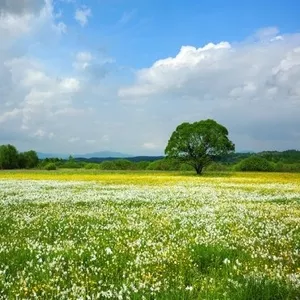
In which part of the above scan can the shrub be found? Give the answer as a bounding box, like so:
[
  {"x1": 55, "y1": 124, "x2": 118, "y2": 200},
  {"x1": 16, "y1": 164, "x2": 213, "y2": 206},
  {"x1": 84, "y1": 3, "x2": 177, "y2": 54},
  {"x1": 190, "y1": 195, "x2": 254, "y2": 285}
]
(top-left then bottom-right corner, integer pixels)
[
  {"x1": 83, "y1": 163, "x2": 99, "y2": 169},
  {"x1": 179, "y1": 163, "x2": 194, "y2": 171},
  {"x1": 135, "y1": 161, "x2": 150, "y2": 170},
  {"x1": 99, "y1": 161, "x2": 117, "y2": 170},
  {"x1": 114, "y1": 159, "x2": 134, "y2": 170},
  {"x1": 44, "y1": 163, "x2": 57, "y2": 170},
  {"x1": 147, "y1": 159, "x2": 181, "y2": 171},
  {"x1": 236, "y1": 155, "x2": 274, "y2": 172},
  {"x1": 62, "y1": 161, "x2": 81, "y2": 169},
  {"x1": 274, "y1": 162, "x2": 300, "y2": 172},
  {"x1": 205, "y1": 162, "x2": 230, "y2": 172}
]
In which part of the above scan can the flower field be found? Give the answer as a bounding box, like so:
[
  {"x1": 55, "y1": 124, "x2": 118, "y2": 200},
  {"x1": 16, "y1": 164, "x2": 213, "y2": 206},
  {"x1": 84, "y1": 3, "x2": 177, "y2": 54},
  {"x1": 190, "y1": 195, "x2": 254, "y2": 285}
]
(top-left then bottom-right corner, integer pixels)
[{"x1": 0, "y1": 171, "x2": 300, "y2": 299}]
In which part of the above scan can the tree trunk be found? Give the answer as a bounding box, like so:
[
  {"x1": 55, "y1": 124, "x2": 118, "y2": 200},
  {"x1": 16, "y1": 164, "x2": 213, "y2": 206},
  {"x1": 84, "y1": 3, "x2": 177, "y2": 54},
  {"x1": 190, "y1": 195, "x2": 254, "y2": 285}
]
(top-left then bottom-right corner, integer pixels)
[{"x1": 195, "y1": 164, "x2": 203, "y2": 175}]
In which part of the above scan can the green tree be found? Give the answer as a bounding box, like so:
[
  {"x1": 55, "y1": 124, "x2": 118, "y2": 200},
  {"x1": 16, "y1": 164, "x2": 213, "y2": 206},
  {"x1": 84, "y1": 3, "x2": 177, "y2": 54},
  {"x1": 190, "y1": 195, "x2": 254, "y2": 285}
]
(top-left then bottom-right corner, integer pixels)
[
  {"x1": 99, "y1": 160, "x2": 117, "y2": 170},
  {"x1": 135, "y1": 161, "x2": 150, "y2": 170},
  {"x1": 0, "y1": 144, "x2": 19, "y2": 169},
  {"x1": 165, "y1": 119, "x2": 235, "y2": 174},
  {"x1": 18, "y1": 152, "x2": 27, "y2": 169},
  {"x1": 114, "y1": 159, "x2": 133, "y2": 170},
  {"x1": 22, "y1": 150, "x2": 39, "y2": 168}
]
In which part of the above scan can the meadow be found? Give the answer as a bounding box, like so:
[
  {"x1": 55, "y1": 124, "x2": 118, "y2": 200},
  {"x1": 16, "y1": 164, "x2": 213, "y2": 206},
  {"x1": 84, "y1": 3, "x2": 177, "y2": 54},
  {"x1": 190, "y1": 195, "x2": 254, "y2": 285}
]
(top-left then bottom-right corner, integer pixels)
[{"x1": 0, "y1": 171, "x2": 300, "y2": 299}]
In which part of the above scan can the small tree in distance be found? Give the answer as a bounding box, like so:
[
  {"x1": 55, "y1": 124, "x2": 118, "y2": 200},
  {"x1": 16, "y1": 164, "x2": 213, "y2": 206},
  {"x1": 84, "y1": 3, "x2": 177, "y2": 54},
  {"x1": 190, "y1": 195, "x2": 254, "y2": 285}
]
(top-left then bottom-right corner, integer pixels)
[{"x1": 165, "y1": 119, "x2": 235, "y2": 174}]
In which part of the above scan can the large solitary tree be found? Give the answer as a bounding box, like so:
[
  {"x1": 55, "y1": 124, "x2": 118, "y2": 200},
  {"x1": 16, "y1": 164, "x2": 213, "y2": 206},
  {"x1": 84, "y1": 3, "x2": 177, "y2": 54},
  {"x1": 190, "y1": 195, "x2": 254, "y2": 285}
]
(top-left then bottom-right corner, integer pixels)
[{"x1": 165, "y1": 119, "x2": 235, "y2": 174}]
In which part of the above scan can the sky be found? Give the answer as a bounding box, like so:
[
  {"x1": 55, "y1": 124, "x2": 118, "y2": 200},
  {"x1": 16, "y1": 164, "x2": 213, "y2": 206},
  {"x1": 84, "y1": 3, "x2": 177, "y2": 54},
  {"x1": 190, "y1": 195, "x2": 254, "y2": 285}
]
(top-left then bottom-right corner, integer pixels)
[{"x1": 0, "y1": 0, "x2": 300, "y2": 156}]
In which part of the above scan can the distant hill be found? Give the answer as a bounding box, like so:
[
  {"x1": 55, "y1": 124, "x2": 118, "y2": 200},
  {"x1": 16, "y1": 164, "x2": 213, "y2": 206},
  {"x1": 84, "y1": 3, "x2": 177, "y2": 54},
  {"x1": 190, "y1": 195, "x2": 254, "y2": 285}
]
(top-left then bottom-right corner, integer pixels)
[
  {"x1": 37, "y1": 151, "x2": 132, "y2": 159},
  {"x1": 37, "y1": 152, "x2": 69, "y2": 159},
  {"x1": 75, "y1": 151, "x2": 132, "y2": 159},
  {"x1": 75, "y1": 156, "x2": 165, "y2": 163}
]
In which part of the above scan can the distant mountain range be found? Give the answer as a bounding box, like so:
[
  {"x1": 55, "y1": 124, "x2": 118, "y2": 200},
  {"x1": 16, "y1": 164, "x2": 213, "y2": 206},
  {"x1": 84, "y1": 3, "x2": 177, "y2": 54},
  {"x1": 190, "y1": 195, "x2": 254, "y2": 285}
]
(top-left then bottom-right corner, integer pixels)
[{"x1": 37, "y1": 151, "x2": 132, "y2": 159}]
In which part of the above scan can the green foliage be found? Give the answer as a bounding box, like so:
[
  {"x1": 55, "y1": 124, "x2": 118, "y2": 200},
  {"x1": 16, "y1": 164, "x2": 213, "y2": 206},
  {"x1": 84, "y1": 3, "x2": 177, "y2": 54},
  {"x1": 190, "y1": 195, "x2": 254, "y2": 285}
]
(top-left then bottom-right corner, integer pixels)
[
  {"x1": 38, "y1": 158, "x2": 63, "y2": 169},
  {"x1": 236, "y1": 155, "x2": 274, "y2": 172},
  {"x1": 135, "y1": 161, "x2": 150, "y2": 170},
  {"x1": 84, "y1": 163, "x2": 100, "y2": 170},
  {"x1": 18, "y1": 150, "x2": 39, "y2": 169},
  {"x1": 165, "y1": 119, "x2": 235, "y2": 174},
  {"x1": 59, "y1": 155, "x2": 82, "y2": 169},
  {"x1": 259, "y1": 150, "x2": 300, "y2": 163},
  {"x1": 62, "y1": 161, "x2": 82, "y2": 169},
  {"x1": 0, "y1": 144, "x2": 19, "y2": 169},
  {"x1": 99, "y1": 160, "x2": 117, "y2": 170},
  {"x1": 147, "y1": 158, "x2": 182, "y2": 171},
  {"x1": 44, "y1": 163, "x2": 57, "y2": 170},
  {"x1": 114, "y1": 159, "x2": 134, "y2": 170},
  {"x1": 0, "y1": 145, "x2": 38, "y2": 170},
  {"x1": 179, "y1": 163, "x2": 194, "y2": 171},
  {"x1": 230, "y1": 277, "x2": 300, "y2": 300},
  {"x1": 17, "y1": 153, "x2": 27, "y2": 169},
  {"x1": 191, "y1": 244, "x2": 244, "y2": 274},
  {"x1": 205, "y1": 162, "x2": 231, "y2": 172},
  {"x1": 146, "y1": 160, "x2": 166, "y2": 171},
  {"x1": 273, "y1": 162, "x2": 300, "y2": 173}
]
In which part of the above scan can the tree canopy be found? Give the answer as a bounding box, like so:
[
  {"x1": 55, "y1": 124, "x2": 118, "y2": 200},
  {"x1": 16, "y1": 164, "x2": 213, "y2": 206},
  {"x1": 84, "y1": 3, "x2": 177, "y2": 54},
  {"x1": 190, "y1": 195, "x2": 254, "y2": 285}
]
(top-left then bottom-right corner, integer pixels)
[
  {"x1": 0, "y1": 144, "x2": 19, "y2": 169},
  {"x1": 165, "y1": 119, "x2": 235, "y2": 174},
  {"x1": 0, "y1": 144, "x2": 39, "y2": 169}
]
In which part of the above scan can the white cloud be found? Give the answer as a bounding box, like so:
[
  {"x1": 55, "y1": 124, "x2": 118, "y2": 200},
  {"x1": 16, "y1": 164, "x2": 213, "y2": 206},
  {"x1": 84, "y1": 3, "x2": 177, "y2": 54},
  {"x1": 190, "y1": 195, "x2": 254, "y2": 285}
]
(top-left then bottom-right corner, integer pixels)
[
  {"x1": 0, "y1": 11, "x2": 33, "y2": 35},
  {"x1": 75, "y1": 7, "x2": 91, "y2": 27},
  {"x1": 55, "y1": 21, "x2": 67, "y2": 34},
  {"x1": 32, "y1": 129, "x2": 46, "y2": 138},
  {"x1": 73, "y1": 51, "x2": 93, "y2": 70},
  {"x1": 0, "y1": 108, "x2": 21, "y2": 123},
  {"x1": 21, "y1": 69, "x2": 51, "y2": 87},
  {"x1": 0, "y1": 56, "x2": 84, "y2": 145},
  {"x1": 1, "y1": 12, "x2": 300, "y2": 155},
  {"x1": 119, "y1": 42, "x2": 231, "y2": 98},
  {"x1": 0, "y1": 0, "x2": 66, "y2": 50},
  {"x1": 143, "y1": 142, "x2": 158, "y2": 150},
  {"x1": 0, "y1": 0, "x2": 115, "y2": 153},
  {"x1": 59, "y1": 78, "x2": 80, "y2": 92},
  {"x1": 254, "y1": 26, "x2": 280, "y2": 40},
  {"x1": 118, "y1": 30, "x2": 300, "y2": 151}
]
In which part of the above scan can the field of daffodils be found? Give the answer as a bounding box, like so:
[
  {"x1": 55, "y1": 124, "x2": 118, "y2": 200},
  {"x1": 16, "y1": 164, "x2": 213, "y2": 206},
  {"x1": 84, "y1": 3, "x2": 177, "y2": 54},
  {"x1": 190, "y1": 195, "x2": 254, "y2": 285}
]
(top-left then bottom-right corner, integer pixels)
[{"x1": 0, "y1": 171, "x2": 300, "y2": 299}]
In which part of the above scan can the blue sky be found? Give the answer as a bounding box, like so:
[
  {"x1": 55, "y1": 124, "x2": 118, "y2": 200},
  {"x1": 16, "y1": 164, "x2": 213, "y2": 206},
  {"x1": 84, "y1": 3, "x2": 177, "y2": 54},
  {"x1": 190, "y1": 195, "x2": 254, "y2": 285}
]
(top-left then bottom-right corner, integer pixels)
[
  {"x1": 58, "y1": 0, "x2": 300, "y2": 67},
  {"x1": 1, "y1": 0, "x2": 300, "y2": 155}
]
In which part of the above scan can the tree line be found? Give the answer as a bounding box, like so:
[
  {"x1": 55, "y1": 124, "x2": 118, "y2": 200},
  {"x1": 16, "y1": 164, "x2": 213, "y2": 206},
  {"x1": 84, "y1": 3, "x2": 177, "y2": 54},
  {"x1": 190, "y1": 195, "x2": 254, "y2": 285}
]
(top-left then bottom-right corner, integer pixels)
[
  {"x1": 0, "y1": 145, "x2": 39, "y2": 169},
  {"x1": 1, "y1": 143, "x2": 300, "y2": 173},
  {"x1": 1, "y1": 118, "x2": 299, "y2": 173}
]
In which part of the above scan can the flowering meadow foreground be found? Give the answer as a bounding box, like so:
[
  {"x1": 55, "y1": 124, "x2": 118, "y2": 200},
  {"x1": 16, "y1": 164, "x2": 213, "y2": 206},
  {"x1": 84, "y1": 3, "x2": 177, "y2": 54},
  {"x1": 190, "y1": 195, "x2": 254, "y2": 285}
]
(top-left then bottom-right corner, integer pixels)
[{"x1": 0, "y1": 171, "x2": 300, "y2": 299}]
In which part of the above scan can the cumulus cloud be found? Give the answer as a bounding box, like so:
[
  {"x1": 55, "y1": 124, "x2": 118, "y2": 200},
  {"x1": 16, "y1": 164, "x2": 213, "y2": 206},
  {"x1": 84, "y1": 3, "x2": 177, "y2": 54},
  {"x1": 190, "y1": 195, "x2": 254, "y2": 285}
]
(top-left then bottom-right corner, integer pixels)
[
  {"x1": 0, "y1": 0, "x2": 120, "y2": 153},
  {"x1": 0, "y1": 0, "x2": 66, "y2": 39},
  {"x1": 0, "y1": 0, "x2": 44, "y2": 15},
  {"x1": 1, "y1": 10, "x2": 300, "y2": 155},
  {"x1": 72, "y1": 50, "x2": 115, "y2": 81},
  {"x1": 119, "y1": 29, "x2": 300, "y2": 151},
  {"x1": 75, "y1": 6, "x2": 91, "y2": 27}
]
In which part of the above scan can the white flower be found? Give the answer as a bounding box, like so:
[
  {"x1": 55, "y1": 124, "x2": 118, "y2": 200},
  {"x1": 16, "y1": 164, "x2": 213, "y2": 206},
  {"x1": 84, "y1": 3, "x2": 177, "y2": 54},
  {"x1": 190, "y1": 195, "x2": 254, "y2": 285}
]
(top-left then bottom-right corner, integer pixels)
[
  {"x1": 105, "y1": 247, "x2": 113, "y2": 255},
  {"x1": 223, "y1": 258, "x2": 230, "y2": 265}
]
